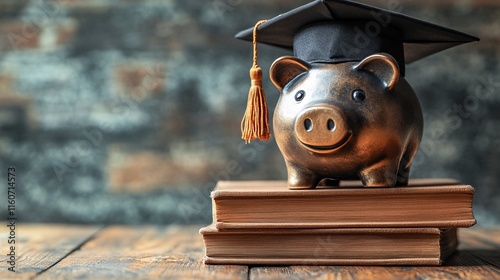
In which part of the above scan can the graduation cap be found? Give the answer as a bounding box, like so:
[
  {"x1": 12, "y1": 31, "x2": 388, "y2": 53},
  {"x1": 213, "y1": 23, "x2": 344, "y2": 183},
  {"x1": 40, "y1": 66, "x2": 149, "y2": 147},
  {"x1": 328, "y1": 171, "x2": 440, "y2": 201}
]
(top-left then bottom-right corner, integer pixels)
[{"x1": 238, "y1": 0, "x2": 478, "y2": 143}]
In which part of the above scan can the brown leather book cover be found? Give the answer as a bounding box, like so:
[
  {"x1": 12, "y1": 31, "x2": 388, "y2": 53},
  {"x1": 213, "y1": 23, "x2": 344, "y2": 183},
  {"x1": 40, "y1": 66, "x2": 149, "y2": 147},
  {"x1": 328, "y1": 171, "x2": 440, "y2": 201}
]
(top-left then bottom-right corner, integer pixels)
[
  {"x1": 212, "y1": 179, "x2": 476, "y2": 229},
  {"x1": 200, "y1": 225, "x2": 458, "y2": 265}
]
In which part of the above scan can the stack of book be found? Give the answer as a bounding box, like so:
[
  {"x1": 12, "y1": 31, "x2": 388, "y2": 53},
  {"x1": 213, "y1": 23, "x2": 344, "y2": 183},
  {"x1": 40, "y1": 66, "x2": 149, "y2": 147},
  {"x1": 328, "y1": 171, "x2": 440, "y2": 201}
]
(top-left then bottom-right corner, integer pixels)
[{"x1": 200, "y1": 179, "x2": 475, "y2": 265}]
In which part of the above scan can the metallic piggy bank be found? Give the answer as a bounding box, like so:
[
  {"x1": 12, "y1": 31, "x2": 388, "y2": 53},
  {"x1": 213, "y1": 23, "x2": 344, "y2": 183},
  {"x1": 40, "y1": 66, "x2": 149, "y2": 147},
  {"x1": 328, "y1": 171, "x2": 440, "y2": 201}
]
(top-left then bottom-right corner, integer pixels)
[
  {"x1": 236, "y1": 1, "x2": 478, "y2": 190},
  {"x1": 270, "y1": 53, "x2": 423, "y2": 189}
]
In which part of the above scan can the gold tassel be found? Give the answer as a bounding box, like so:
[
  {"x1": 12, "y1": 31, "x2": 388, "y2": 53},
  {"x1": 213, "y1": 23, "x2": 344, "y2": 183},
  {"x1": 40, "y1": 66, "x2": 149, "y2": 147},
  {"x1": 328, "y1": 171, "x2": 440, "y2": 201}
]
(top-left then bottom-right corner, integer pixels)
[{"x1": 241, "y1": 19, "x2": 270, "y2": 144}]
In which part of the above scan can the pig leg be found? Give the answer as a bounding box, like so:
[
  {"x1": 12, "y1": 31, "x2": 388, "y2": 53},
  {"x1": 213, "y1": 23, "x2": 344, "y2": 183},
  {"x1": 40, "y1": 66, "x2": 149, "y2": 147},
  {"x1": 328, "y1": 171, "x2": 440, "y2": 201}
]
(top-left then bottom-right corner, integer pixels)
[
  {"x1": 359, "y1": 160, "x2": 399, "y2": 187},
  {"x1": 396, "y1": 153, "x2": 412, "y2": 186},
  {"x1": 396, "y1": 164, "x2": 410, "y2": 186},
  {"x1": 286, "y1": 161, "x2": 319, "y2": 189},
  {"x1": 396, "y1": 144, "x2": 419, "y2": 186}
]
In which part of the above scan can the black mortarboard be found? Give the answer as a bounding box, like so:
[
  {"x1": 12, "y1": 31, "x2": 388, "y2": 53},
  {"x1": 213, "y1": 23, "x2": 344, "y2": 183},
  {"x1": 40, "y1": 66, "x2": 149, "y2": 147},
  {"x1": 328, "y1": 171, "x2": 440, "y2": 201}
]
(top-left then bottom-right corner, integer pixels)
[{"x1": 235, "y1": 0, "x2": 479, "y2": 76}]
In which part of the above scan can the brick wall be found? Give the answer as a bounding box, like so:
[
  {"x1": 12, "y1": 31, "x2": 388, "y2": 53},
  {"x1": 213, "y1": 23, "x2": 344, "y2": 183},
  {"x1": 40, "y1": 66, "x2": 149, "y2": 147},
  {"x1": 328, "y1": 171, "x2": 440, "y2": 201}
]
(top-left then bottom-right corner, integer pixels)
[{"x1": 0, "y1": 0, "x2": 499, "y2": 225}]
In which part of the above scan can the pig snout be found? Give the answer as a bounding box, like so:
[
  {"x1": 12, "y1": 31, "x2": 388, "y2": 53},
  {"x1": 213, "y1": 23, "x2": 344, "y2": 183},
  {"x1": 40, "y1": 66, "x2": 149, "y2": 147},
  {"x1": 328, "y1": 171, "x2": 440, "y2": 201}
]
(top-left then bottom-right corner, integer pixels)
[{"x1": 294, "y1": 104, "x2": 351, "y2": 152}]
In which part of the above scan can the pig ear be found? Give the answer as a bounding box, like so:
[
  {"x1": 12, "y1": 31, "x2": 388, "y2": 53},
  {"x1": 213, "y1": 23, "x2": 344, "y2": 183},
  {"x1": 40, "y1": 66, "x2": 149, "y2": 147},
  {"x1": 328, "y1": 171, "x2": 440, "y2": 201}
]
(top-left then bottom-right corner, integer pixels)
[
  {"x1": 353, "y1": 53, "x2": 400, "y2": 91},
  {"x1": 270, "y1": 56, "x2": 311, "y2": 92}
]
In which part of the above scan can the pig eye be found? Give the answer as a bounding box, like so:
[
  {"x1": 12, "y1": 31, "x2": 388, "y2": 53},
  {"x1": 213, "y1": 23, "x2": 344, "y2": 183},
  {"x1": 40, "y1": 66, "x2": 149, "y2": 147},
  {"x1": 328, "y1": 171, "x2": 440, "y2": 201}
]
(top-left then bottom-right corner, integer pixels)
[
  {"x1": 294, "y1": 90, "x2": 305, "y2": 102},
  {"x1": 352, "y1": 89, "x2": 366, "y2": 103}
]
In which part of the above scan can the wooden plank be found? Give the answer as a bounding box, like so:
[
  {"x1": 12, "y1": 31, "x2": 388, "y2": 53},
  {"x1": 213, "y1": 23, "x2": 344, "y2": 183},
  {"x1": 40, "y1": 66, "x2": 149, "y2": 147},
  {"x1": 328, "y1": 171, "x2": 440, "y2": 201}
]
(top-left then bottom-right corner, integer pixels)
[
  {"x1": 249, "y1": 228, "x2": 500, "y2": 280},
  {"x1": 454, "y1": 227, "x2": 500, "y2": 271},
  {"x1": 250, "y1": 265, "x2": 499, "y2": 280},
  {"x1": 0, "y1": 223, "x2": 101, "y2": 280},
  {"x1": 3, "y1": 224, "x2": 497, "y2": 279},
  {"x1": 459, "y1": 227, "x2": 500, "y2": 249},
  {"x1": 35, "y1": 225, "x2": 248, "y2": 280}
]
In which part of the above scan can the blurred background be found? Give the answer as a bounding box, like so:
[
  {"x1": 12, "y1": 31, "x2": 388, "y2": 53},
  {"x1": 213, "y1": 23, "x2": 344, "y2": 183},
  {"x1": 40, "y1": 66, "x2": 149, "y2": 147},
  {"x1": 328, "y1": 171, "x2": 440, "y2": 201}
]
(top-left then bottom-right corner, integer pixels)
[{"x1": 0, "y1": 0, "x2": 498, "y2": 226}]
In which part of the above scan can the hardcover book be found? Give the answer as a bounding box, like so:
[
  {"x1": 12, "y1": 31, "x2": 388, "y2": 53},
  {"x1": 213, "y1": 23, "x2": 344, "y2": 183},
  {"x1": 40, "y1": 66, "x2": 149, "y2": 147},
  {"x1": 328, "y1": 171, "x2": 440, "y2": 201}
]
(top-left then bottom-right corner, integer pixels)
[
  {"x1": 200, "y1": 225, "x2": 458, "y2": 265},
  {"x1": 212, "y1": 179, "x2": 476, "y2": 229}
]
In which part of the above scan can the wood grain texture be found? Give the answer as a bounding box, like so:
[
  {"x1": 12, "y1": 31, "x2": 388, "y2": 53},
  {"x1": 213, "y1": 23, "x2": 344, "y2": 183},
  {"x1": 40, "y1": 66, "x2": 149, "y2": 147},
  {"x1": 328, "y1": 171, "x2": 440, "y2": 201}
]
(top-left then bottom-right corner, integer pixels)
[
  {"x1": 34, "y1": 225, "x2": 247, "y2": 280},
  {"x1": 0, "y1": 223, "x2": 101, "y2": 280},
  {"x1": 249, "y1": 227, "x2": 500, "y2": 280},
  {"x1": 2, "y1": 224, "x2": 498, "y2": 279}
]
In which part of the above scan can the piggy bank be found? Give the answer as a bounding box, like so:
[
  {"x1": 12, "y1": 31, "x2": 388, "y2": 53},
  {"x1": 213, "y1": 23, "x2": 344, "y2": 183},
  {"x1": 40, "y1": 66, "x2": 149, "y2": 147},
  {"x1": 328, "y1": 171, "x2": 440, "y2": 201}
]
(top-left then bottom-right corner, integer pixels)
[{"x1": 270, "y1": 53, "x2": 423, "y2": 189}]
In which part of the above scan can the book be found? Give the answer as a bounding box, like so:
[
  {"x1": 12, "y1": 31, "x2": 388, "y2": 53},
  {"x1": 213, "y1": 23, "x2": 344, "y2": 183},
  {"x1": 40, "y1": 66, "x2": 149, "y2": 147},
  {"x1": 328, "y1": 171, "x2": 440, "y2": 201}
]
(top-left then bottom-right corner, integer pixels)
[
  {"x1": 200, "y1": 225, "x2": 458, "y2": 265},
  {"x1": 212, "y1": 179, "x2": 476, "y2": 229}
]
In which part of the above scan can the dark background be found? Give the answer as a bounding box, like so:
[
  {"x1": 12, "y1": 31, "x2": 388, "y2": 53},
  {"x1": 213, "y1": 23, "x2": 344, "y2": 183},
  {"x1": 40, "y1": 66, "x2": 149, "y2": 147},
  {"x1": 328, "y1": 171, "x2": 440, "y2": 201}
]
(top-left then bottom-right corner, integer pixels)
[{"x1": 0, "y1": 0, "x2": 498, "y2": 226}]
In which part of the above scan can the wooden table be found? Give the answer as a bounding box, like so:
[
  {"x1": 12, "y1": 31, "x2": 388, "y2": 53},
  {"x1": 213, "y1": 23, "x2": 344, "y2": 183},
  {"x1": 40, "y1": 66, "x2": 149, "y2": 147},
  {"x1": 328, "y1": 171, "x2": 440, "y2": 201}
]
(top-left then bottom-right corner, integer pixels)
[{"x1": 1, "y1": 224, "x2": 499, "y2": 279}]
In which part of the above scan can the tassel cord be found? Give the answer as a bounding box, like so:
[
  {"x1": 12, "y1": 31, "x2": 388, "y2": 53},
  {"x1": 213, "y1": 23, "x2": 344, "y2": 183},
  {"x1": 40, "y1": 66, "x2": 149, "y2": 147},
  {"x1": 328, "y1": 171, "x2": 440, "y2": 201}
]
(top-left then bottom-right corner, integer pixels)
[{"x1": 241, "y1": 19, "x2": 270, "y2": 143}]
